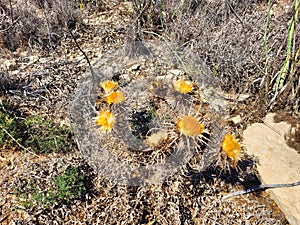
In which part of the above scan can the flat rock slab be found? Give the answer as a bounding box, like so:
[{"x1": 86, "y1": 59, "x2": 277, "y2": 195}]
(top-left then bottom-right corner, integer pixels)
[{"x1": 243, "y1": 113, "x2": 300, "y2": 225}]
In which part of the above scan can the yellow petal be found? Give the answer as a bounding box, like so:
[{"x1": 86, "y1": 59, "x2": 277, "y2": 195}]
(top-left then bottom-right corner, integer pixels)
[
  {"x1": 173, "y1": 79, "x2": 193, "y2": 94},
  {"x1": 106, "y1": 91, "x2": 125, "y2": 104},
  {"x1": 222, "y1": 134, "x2": 241, "y2": 162},
  {"x1": 95, "y1": 111, "x2": 116, "y2": 132},
  {"x1": 100, "y1": 80, "x2": 117, "y2": 93}
]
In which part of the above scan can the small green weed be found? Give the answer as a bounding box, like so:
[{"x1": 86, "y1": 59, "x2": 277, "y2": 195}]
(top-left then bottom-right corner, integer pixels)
[
  {"x1": 14, "y1": 179, "x2": 56, "y2": 210},
  {"x1": 52, "y1": 166, "x2": 86, "y2": 203},
  {"x1": 0, "y1": 111, "x2": 16, "y2": 147},
  {"x1": 0, "y1": 110, "x2": 74, "y2": 154},
  {"x1": 274, "y1": 0, "x2": 299, "y2": 93},
  {"x1": 15, "y1": 166, "x2": 87, "y2": 209},
  {"x1": 22, "y1": 116, "x2": 74, "y2": 154}
]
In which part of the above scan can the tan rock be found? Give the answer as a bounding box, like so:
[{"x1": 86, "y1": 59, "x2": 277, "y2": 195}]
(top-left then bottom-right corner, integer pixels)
[
  {"x1": 230, "y1": 115, "x2": 242, "y2": 125},
  {"x1": 243, "y1": 113, "x2": 300, "y2": 225},
  {"x1": 168, "y1": 69, "x2": 184, "y2": 76}
]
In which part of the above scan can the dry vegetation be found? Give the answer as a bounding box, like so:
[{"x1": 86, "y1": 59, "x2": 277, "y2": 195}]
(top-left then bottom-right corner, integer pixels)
[{"x1": 0, "y1": 0, "x2": 299, "y2": 224}]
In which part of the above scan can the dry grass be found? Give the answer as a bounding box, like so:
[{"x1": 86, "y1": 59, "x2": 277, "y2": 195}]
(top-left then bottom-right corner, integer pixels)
[
  {"x1": 1, "y1": 0, "x2": 81, "y2": 51},
  {"x1": 133, "y1": 0, "x2": 299, "y2": 115}
]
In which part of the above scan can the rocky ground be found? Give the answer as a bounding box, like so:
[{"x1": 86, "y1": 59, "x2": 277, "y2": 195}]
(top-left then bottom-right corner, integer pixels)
[{"x1": 0, "y1": 0, "x2": 299, "y2": 224}]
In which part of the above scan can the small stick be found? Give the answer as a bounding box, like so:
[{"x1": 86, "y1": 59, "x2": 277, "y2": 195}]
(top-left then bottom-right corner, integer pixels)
[
  {"x1": 0, "y1": 126, "x2": 39, "y2": 157},
  {"x1": 9, "y1": 0, "x2": 13, "y2": 23},
  {"x1": 65, "y1": 23, "x2": 96, "y2": 84},
  {"x1": 61, "y1": 10, "x2": 102, "y2": 100},
  {"x1": 223, "y1": 180, "x2": 300, "y2": 200}
]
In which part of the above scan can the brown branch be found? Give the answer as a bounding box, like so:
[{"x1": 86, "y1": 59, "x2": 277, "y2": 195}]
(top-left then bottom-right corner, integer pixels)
[{"x1": 223, "y1": 180, "x2": 300, "y2": 200}]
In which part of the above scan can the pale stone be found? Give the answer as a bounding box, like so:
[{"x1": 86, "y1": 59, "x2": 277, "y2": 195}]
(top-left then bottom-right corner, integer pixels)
[
  {"x1": 230, "y1": 115, "x2": 242, "y2": 125},
  {"x1": 128, "y1": 64, "x2": 140, "y2": 71},
  {"x1": 168, "y1": 69, "x2": 184, "y2": 76},
  {"x1": 224, "y1": 93, "x2": 251, "y2": 102},
  {"x1": 156, "y1": 74, "x2": 174, "y2": 80},
  {"x1": 0, "y1": 58, "x2": 15, "y2": 70},
  {"x1": 243, "y1": 113, "x2": 300, "y2": 225}
]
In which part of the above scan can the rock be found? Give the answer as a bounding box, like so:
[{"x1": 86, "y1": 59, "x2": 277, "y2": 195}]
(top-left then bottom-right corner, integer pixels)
[
  {"x1": 168, "y1": 69, "x2": 184, "y2": 76},
  {"x1": 230, "y1": 115, "x2": 242, "y2": 125},
  {"x1": 243, "y1": 113, "x2": 300, "y2": 225},
  {"x1": 128, "y1": 64, "x2": 140, "y2": 71},
  {"x1": 224, "y1": 93, "x2": 251, "y2": 102}
]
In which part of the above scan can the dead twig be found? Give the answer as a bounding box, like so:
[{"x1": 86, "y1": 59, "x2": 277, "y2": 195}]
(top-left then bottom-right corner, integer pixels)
[
  {"x1": 0, "y1": 126, "x2": 39, "y2": 157},
  {"x1": 223, "y1": 180, "x2": 300, "y2": 200},
  {"x1": 61, "y1": 13, "x2": 99, "y2": 100},
  {"x1": 224, "y1": 0, "x2": 244, "y2": 26},
  {"x1": 0, "y1": 15, "x2": 20, "y2": 32}
]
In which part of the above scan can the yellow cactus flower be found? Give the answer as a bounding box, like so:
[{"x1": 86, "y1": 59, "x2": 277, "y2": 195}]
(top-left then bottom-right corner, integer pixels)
[
  {"x1": 100, "y1": 80, "x2": 117, "y2": 93},
  {"x1": 173, "y1": 79, "x2": 193, "y2": 94},
  {"x1": 106, "y1": 91, "x2": 125, "y2": 104},
  {"x1": 221, "y1": 134, "x2": 241, "y2": 162},
  {"x1": 95, "y1": 111, "x2": 116, "y2": 132},
  {"x1": 177, "y1": 115, "x2": 204, "y2": 136},
  {"x1": 146, "y1": 131, "x2": 168, "y2": 146}
]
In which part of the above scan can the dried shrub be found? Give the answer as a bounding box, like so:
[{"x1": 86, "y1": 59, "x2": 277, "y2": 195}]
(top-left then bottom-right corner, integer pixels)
[
  {"x1": 132, "y1": 0, "x2": 299, "y2": 114},
  {"x1": 0, "y1": 0, "x2": 81, "y2": 51}
]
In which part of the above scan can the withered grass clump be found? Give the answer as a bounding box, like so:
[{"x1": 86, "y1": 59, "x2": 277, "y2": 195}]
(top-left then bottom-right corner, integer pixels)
[
  {"x1": 133, "y1": 0, "x2": 299, "y2": 115},
  {"x1": 0, "y1": 0, "x2": 81, "y2": 51}
]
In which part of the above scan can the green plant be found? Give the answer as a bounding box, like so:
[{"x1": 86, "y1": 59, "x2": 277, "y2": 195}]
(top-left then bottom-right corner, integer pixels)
[
  {"x1": 52, "y1": 166, "x2": 86, "y2": 203},
  {"x1": 23, "y1": 116, "x2": 74, "y2": 154},
  {"x1": 1, "y1": 112, "x2": 73, "y2": 154},
  {"x1": 14, "y1": 179, "x2": 56, "y2": 210},
  {"x1": 0, "y1": 111, "x2": 19, "y2": 147},
  {"x1": 274, "y1": 0, "x2": 300, "y2": 94},
  {"x1": 14, "y1": 166, "x2": 87, "y2": 209}
]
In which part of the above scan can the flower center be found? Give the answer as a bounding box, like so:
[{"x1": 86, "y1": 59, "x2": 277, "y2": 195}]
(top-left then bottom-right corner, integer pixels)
[{"x1": 177, "y1": 115, "x2": 204, "y2": 136}]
